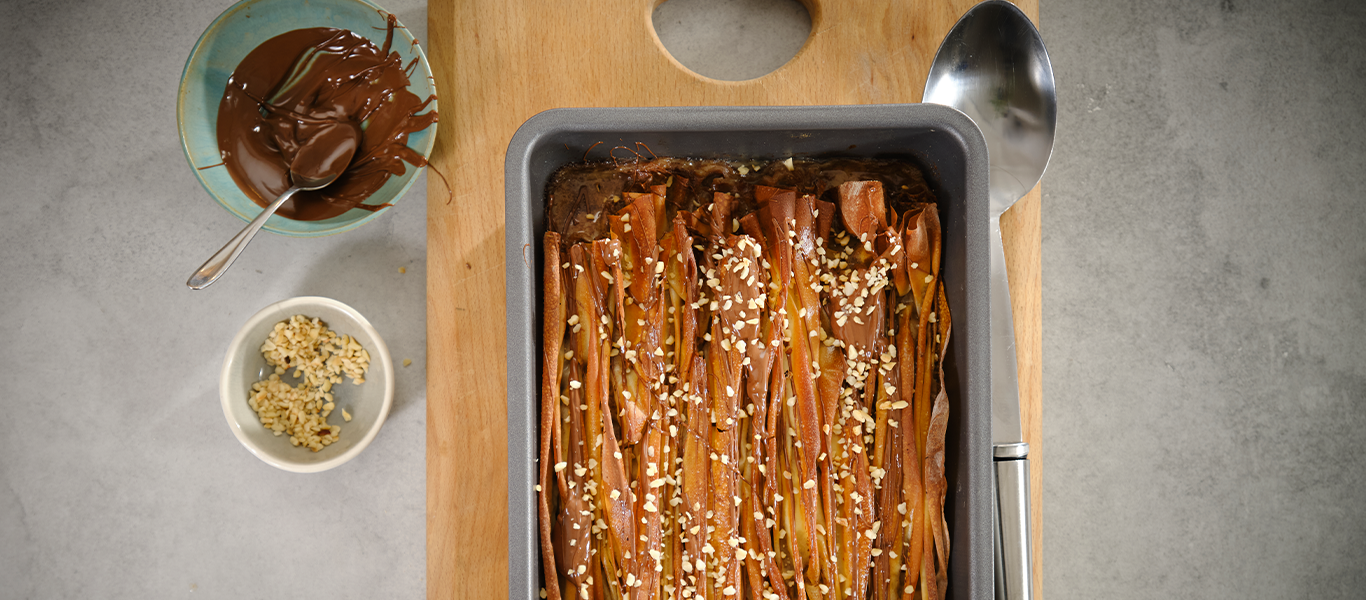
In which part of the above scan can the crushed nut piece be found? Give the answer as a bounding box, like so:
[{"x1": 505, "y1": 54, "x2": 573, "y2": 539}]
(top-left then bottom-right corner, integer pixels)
[{"x1": 247, "y1": 315, "x2": 370, "y2": 451}]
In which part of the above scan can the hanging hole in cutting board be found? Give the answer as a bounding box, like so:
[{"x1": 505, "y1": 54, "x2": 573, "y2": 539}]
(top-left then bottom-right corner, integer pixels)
[{"x1": 651, "y1": 0, "x2": 812, "y2": 82}]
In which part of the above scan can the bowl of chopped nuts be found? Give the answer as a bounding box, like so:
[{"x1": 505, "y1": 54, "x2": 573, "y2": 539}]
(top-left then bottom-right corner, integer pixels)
[{"x1": 220, "y1": 296, "x2": 394, "y2": 473}]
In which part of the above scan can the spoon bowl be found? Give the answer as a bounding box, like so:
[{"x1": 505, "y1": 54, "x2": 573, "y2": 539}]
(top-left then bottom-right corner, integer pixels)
[
  {"x1": 923, "y1": 0, "x2": 1056, "y2": 216},
  {"x1": 290, "y1": 120, "x2": 363, "y2": 189}
]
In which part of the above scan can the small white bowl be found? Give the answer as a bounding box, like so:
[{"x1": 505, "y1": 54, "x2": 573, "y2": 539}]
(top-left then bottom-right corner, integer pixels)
[{"x1": 220, "y1": 296, "x2": 394, "y2": 473}]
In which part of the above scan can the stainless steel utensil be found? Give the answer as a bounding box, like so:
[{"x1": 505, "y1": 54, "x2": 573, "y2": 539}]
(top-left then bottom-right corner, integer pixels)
[
  {"x1": 923, "y1": 2, "x2": 1056, "y2": 599},
  {"x1": 187, "y1": 121, "x2": 361, "y2": 290}
]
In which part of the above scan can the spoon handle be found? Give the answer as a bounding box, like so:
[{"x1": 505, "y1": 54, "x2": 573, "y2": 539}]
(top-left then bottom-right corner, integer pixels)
[
  {"x1": 989, "y1": 217, "x2": 1033, "y2": 600},
  {"x1": 186, "y1": 186, "x2": 301, "y2": 290},
  {"x1": 995, "y1": 448, "x2": 1033, "y2": 600}
]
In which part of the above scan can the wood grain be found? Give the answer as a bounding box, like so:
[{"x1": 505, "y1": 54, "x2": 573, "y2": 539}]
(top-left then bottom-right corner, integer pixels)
[{"x1": 426, "y1": 1, "x2": 1043, "y2": 597}]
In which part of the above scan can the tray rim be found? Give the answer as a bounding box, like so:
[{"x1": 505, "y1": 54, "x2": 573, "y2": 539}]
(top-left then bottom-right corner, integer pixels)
[{"x1": 503, "y1": 103, "x2": 993, "y2": 599}]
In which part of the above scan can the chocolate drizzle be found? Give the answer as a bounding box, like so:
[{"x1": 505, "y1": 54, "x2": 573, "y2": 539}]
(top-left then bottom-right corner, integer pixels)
[
  {"x1": 216, "y1": 14, "x2": 437, "y2": 221},
  {"x1": 546, "y1": 157, "x2": 937, "y2": 246}
]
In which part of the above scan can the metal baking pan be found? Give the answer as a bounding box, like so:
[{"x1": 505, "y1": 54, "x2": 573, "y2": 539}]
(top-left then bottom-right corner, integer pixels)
[{"x1": 505, "y1": 104, "x2": 991, "y2": 599}]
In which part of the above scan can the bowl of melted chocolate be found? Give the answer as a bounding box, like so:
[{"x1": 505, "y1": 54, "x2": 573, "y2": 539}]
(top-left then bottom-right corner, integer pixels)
[{"x1": 178, "y1": 0, "x2": 438, "y2": 237}]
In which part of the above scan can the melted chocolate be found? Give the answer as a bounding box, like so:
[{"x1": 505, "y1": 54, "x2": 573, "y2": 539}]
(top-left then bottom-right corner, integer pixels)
[
  {"x1": 546, "y1": 157, "x2": 937, "y2": 246},
  {"x1": 217, "y1": 15, "x2": 437, "y2": 221}
]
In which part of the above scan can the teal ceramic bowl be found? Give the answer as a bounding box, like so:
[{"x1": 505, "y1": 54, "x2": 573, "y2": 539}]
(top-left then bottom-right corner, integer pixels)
[{"x1": 178, "y1": 0, "x2": 437, "y2": 237}]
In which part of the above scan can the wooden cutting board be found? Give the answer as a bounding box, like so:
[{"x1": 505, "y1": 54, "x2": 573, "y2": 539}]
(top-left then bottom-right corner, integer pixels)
[{"x1": 425, "y1": 1, "x2": 1044, "y2": 598}]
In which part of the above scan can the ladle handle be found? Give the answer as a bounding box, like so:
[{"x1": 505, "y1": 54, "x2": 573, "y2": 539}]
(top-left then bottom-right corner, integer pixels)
[
  {"x1": 187, "y1": 186, "x2": 301, "y2": 290},
  {"x1": 989, "y1": 216, "x2": 1033, "y2": 600}
]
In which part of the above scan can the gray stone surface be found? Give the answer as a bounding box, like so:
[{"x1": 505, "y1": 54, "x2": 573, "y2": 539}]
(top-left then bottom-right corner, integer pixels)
[
  {"x1": 0, "y1": 0, "x2": 430, "y2": 598},
  {"x1": 653, "y1": 0, "x2": 811, "y2": 81},
  {"x1": 3, "y1": 0, "x2": 1364, "y2": 598},
  {"x1": 1041, "y1": 0, "x2": 1366, "y2": 598}
]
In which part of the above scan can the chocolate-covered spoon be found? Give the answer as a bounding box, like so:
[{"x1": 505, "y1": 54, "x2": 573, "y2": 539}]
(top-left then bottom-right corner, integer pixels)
[{"x1": 187, "y1": 121, "x2": 361, "y2": 290}]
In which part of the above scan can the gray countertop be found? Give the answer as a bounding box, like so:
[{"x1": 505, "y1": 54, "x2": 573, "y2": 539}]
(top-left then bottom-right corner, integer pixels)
[
  {"x1": 3, "y1": 0, "x2": 1364, "y2": 598},
  {"x1": 0, "y1": 0, "x2": 430, "y2": 596}
]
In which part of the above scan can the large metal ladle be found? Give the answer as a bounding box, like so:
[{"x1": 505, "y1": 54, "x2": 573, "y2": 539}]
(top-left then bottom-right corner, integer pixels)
[{"x1": 922, "y1": 2, "x2": 1056, "y2": 599}]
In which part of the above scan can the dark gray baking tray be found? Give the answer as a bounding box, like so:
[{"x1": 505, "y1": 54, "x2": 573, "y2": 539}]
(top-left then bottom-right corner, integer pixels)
[{"x1": 505, "y1": 104, "x2": 991, "y2": 599}]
